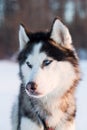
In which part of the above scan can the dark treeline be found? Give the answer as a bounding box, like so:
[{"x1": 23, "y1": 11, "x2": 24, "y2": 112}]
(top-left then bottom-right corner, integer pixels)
[{"x1": 0, "y1": 0, "x2": 87, "y2": 59}]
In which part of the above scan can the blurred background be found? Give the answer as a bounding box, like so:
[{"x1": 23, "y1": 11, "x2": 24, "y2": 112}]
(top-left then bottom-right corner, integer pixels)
[{"x1": 0, "y1": 0, "x2": 87, "y2": 60}]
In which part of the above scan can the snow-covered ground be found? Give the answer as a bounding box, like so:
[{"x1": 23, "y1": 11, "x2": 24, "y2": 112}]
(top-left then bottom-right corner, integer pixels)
[{"x1": 0, "y1": 60, "x2": 87, "y2": 130}]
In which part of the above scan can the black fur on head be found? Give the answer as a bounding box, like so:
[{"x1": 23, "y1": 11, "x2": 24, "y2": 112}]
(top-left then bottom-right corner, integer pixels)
[{"x1": 18, "y1": 32, "x2": 78, "y2": 68}]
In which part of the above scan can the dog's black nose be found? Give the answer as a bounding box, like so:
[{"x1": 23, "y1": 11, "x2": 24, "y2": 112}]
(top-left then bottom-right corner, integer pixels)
[{"x1": 26, "y1": 82, "x2": 37, "y2": 92}]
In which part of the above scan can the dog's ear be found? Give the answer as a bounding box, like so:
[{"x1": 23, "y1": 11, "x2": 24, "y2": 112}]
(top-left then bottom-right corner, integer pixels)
[
  {"x1": 50, "y1": 18, "x2": 72, "y2": 49},
  {"x1": 19, "y1": 24, "x2": 29, "y2": 51}
]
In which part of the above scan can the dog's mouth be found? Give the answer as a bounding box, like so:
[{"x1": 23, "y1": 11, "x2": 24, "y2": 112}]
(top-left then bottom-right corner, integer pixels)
[{"x1": 25, "y1": 88, "x2": 42, "y2": 98}]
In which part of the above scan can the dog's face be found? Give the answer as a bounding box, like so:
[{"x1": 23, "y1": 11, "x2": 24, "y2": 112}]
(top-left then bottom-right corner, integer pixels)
[{"x1": 18, "y1": 19, "x2": 79, "y2": 98}]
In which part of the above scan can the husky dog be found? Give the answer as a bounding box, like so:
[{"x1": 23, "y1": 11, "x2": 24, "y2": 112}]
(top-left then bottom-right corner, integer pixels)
[{"x1": 12, "y1": 18, "x2": 80, "y2": 130}]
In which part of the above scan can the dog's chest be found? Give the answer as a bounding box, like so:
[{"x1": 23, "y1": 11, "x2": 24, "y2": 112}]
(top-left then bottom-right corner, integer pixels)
[{"x1": 33, "y1": 98, "x2": 63, "y2": 129}]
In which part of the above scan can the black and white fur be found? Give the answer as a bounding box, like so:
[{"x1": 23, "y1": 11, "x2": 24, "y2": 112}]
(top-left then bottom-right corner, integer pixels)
[{"x1": 11, "y1": 18, "x2": 80, "y2": 130}]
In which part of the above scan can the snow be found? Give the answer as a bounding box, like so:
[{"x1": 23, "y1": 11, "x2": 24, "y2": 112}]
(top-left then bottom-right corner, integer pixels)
[
  {"x1": 75, "y1": 61, "x2": 87, "y2": 130},
  {"x1": 0, "y1": 60, "x2": 87, "y2": 130},
  {"x1": 0, "y1": 61, "x2": 20, "y2": 130}
]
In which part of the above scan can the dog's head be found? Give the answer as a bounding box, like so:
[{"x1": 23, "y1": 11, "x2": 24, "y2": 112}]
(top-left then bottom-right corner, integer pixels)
[{"x1": 18, "y1": 18, "x2": 80, "y2": 98}]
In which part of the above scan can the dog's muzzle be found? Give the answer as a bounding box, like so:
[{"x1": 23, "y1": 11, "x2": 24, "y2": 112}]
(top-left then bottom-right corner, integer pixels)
[{"x1": 26, "y1": 82, "x2": 42, "y2": 97}]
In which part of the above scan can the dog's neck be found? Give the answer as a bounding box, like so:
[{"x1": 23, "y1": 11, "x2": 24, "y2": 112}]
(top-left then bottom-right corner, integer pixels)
[{"x1": 38, "y1": 86, "x2": 76, "y2": 128}]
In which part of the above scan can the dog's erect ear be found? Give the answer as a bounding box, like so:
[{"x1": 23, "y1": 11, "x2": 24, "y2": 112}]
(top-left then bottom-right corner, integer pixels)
[
  {"x1": 50, "y1": 18, "x2": 72, "y2": 49},
  {"x1": 19, "y1": 25, "x2": 29, "y2": 51}
]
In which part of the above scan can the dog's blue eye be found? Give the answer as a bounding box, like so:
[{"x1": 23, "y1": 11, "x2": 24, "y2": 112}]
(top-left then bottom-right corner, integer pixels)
[
  {"x1": 43, "y1": 59, "x2": 52, "y2": 67},
  {"x1": 26, "y1": 62, "x2": 32, "y2": 69}
]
